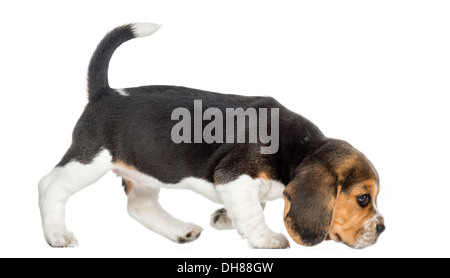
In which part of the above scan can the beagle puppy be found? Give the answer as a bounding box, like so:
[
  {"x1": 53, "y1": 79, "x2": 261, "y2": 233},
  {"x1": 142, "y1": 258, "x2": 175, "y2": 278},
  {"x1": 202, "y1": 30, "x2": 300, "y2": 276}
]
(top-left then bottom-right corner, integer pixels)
[{"x1": 38, "y1": 23, "x2": 385, "y2": 249}]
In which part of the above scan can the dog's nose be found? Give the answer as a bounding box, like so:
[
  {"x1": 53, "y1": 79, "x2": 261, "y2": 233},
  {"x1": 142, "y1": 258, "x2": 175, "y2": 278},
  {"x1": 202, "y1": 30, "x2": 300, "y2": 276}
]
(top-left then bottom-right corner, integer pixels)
[{"x1": 376, "y1": 224, "x2": 385, "y2": 236}]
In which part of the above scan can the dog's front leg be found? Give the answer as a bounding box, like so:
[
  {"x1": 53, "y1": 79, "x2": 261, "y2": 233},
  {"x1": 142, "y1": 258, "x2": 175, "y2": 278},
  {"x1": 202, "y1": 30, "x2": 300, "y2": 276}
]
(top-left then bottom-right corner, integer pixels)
[{"x1": 217, "y1": 175, "x2": 290, "y2": 249}]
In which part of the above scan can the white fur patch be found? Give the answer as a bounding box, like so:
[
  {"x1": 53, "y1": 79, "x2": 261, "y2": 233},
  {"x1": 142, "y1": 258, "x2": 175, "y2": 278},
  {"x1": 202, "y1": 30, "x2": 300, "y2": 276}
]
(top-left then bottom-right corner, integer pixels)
[
  {"x1": 113, "y1": 163, "x2": 285, "y2": 204},
  {"x1": 353, "y1": 199, "x2": 384, "y2": 249},
  {"x1": 38, "y1": 149, "x2": 113, "y2": 247},
  {"x1": 258, "y1": 178, "x2": 286, "y2": 201},
  {"x1": 132, "y1": 22, "x2": 162, "y2": 38},
  {"x1": 127, "y1": 183, "x2": 203, "y2": 243},
  {"x1": 216, "y1": 176, "x2": 290, "y2": 248},
  {"x1": 115, "y1": 88, "x2": 129, "y2": 96},
  {"x1": 113, "y1": 165, "x2": 222, "y2": 203}
]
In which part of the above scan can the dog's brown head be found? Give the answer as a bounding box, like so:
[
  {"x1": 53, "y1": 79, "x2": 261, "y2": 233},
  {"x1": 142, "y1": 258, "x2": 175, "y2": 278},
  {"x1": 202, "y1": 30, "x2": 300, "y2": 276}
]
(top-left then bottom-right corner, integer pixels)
[{"x1": 283, "y1": 139, "x2": 384, "y2": 248}]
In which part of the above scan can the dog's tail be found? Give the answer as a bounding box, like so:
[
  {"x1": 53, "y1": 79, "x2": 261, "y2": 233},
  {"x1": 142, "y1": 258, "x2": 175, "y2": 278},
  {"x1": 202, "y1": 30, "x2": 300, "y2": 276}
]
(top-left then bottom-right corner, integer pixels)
[{"x1": 87, "y1": 23, "x2": 161, "y2": 102}]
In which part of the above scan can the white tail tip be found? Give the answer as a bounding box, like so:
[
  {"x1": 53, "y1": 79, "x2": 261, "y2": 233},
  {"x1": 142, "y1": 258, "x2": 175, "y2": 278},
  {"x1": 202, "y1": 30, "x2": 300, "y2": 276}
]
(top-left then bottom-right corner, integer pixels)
[{"x1": 132, "y1": 22, "x2": 162, "y2": 37}]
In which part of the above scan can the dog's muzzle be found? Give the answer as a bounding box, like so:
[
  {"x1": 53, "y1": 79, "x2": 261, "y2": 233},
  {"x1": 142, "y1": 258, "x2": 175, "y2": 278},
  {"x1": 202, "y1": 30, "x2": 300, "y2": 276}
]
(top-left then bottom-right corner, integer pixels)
[{"x1": 353, "y1": 215, "x2": 385, "y2": 249}]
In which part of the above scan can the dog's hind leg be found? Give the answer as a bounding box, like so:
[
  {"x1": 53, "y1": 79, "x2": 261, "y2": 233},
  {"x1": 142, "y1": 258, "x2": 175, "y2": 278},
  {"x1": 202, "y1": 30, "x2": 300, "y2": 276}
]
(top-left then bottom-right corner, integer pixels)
[
  {"x1": 38, "y1": 149, "x2": 113, "y2": 247},
  {"x1": 125, "y1": 181, "x2": 203, "y2": 244}
]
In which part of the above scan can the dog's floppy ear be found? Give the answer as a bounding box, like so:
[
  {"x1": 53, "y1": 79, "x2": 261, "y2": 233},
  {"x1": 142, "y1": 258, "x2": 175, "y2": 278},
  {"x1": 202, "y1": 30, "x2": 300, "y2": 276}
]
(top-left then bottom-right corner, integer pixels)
[{"x1": 283, "y1": 162, "x2": 338, "y2": 246}]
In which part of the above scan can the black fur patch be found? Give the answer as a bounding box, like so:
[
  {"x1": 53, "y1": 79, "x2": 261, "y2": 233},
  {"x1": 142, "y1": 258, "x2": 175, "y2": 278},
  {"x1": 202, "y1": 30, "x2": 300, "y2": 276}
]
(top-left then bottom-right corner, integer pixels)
[
  {"x1": 213, "y1": 208, "x2": 227, "y2": 224},
  {"x1": 87, "y1": 24, "x2": 135, "y2": 102},
  {"x1": 58, "y1": 85, "x2": 327, "y2": 185}
]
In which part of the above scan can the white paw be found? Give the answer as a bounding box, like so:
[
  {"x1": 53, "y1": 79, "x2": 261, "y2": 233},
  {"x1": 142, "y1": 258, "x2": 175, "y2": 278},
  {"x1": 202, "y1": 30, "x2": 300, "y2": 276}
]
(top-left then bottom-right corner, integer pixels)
[
  {"x1": 249, "y1": 232, "x2": 290, "y2": 249},
  {"x1": 210, "y1": 208, "x2": 234, "y2": 230},
  {"x1": 45, "y1": 230, "x2": 78, "y2": 248},
  {"x1": 174, "y1": 223, "x2": 203, "y2": 244}
]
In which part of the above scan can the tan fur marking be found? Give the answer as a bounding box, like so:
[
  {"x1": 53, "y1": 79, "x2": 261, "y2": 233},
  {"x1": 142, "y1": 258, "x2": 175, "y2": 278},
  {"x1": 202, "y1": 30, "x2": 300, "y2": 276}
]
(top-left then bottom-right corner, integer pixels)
[
  {"x1": 328, "y1": 179, "x2": 378, "y2": 246},
  {"x1": 257, "y1": 172, "x2": 270, "y2": 180},
  {"x1": 114, "y1": 160, "x2": 137, "y2": 171},
  {"x1": 123, "y1": 179, "x2": 133, "y2": 195}
]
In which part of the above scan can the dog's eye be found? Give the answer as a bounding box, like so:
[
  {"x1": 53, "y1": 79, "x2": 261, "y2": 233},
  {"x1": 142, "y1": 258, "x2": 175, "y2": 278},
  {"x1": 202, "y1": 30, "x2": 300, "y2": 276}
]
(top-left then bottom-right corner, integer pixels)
[{"x1": 356, "y1": 194, "x2": 370, "y2": 207}]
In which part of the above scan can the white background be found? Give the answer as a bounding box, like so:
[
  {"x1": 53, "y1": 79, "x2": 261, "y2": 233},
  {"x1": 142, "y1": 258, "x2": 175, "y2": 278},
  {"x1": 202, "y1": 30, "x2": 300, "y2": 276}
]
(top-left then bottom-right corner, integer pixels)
[{"x1": 1, "y1": 0, "x2": 449, "y2": 258}]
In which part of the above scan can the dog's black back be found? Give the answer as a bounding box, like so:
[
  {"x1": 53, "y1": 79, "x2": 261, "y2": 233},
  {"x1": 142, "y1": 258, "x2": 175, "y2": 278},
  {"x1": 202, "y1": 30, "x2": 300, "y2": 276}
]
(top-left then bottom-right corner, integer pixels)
[{"x1": 60, "y1": 82, "x2": 325, "y2": 185}]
